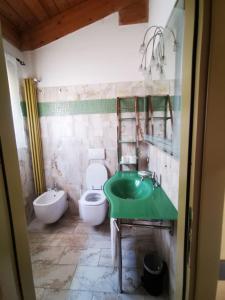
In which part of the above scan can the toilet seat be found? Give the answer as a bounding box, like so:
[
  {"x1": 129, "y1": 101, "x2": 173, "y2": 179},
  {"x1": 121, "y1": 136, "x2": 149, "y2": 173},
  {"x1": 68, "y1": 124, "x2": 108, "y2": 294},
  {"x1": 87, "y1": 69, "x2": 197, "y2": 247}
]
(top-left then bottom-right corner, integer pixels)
[
  {"x1": 86, "y1": 163, "x2": 108, "y2": 190},
  {"x1": 78, "y1": 163, "x2": 108, "y2": 226},
  {"x1": 80, "y1": 190, "x2": 106, "y2": 206}
]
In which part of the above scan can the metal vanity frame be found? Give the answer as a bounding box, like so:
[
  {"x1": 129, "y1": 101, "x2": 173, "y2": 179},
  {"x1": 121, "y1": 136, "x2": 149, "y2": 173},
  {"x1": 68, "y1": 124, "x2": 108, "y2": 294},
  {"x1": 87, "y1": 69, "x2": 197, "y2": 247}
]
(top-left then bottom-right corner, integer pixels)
[{"x1": 113, "y1": 218, "x2": 175, "y2": 293}]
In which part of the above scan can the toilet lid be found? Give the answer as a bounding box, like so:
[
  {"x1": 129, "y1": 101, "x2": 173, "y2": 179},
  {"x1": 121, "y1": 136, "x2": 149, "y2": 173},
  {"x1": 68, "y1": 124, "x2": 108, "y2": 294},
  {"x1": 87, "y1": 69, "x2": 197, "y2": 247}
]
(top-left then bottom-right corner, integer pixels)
[{"x1": 86, "y1": 163, "x2": 108, "y2": 190}]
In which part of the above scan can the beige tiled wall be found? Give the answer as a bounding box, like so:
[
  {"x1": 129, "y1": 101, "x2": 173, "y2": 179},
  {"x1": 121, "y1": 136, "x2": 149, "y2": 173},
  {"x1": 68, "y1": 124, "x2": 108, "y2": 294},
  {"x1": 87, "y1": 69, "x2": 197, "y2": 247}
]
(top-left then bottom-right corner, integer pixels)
[
  {"x1": 37, "y1": 80, "x2": 175, "y2": 102},
  {"x1": 17, "y1": 146, "x2": 35, "y2": 222},
  {"x1": 40, "y1": 113, "x2": 118, "y2": 214},
  {"x1": 32, "y1": 79, "x2": 179, "y2": 297},
  {"x1": 148, "y1": 144, "x2": 179, "y2": 210},
  {"x1": 37, "y1": 80, "x2": 172, "y2": 215},
  {"x1": 148, "y1": 143, "x2": 179, "y2": 299}
]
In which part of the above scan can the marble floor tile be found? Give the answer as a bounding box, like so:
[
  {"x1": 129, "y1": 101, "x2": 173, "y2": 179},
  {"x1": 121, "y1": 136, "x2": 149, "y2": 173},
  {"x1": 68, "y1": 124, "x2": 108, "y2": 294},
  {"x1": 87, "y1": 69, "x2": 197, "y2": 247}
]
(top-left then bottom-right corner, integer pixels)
[
  {"x1": 57, "y1": 215, "x2": 79, "y2": 227},
  {"x1": 91, "y1": 291, "x2": 166, "y2": 300},
  {"x1": 118, "y1": 294, "x2": 146, "y2": 300},
  {"x1": 92, "y1": 292, "x2": 119, "y2": 300},
  {"x1": 58, "y1": 247, "x2": 81, "y2": 265},
  {"x1": 98, "y1": 248, "x2": 113, "y2": 267},
  {"x1": 87, "y1": 235, "x2": 111, "y2": 249},
  {"x1": 70, "y1": 265, "x2": 117, "y2": 293},
  {"x1": 122, "y1": 250, "x2": 142, "y2": 268},
  {"x1": 118, "y1": 294, "x2": 165, "y2": 300},
  {"x1": 28, "y1": 219, "x2": 52, "y2": 233},
  {"x1": 28, "y1": 216, "x2": 167, "y2": 300},
  {"x1": 59, "y1": 247, "x2": 101, "y2": 266},
  {"x1": 121, "y1": 236, "x2": 155, "y2": 252},
  {"x1": 59, "y1": 213, "x2": 80, "y2": 224},
  {"x1": 28, "y1": 217, "x2": 77, "y2": 234},
  {"x1": 62, "y1": 210, "x2": 82, "y2": 223},
  {"x1": 29, "y1": 233, "x2": 57, "y2": 247},
  {"x1": 74, "y1": 222, "x2": 110, "y2": 236},
  {"x1": 35, "y1": 288, "x2": 45, "y2": 300},
  {"x1": 50, "y1": 233, "x2": 89, "y2": 248},
  {"x1": 42, "y1": 289, "x2": 92, "y2": 300},
  {"x1": 31, "y1": 245, "x2": 65, "y2": 264},
  {"x1": 70, "y1": 266, "x2": 143, "y2": 294},
  {"x1": 47, "y1": 223, "x2": 77, "y2": 234},
  {"x1": 32, "y1": 264, "x2": 76, "y2": 289},
  {"x1": 78, "y1": 248, "x2": 101, "y2": 266},
  {"x1": 122, "y1": 268, "x2": 143, "y2": 294},
  {"x1": 99, "y1": 249, "x2": 141, "y2": 268}
]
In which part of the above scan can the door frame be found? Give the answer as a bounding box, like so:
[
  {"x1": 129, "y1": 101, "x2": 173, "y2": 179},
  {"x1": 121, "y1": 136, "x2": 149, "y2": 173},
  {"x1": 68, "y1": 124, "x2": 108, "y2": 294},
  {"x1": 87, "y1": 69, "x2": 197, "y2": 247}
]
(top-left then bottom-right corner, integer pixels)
[
  {"x1": 0, "y1": 146, "x2": 21, "y2": 300},
  {"x1": 185, "y1": 0, "x2": 211, "y2": 298},
  {"x1": 0, "y1": 26, "x2": 35, "y2": 300},
  {"x1": 175, "y1": 0, "x2": 196, "y2": 298},
  {"x1": 1, "y1": 1, "x2": 224, "y2": 299},
  {"x1": 185, "y1": 0, "x2": 225, "y2": 298},
  {"x1": 191, "y1": 0, "x2": 225, "y2": 298}
]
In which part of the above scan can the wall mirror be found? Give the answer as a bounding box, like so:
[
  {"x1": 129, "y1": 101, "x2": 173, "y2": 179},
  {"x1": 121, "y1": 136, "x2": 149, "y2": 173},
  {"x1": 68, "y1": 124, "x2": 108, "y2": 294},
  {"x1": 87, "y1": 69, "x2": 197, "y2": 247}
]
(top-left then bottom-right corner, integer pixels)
[{"x1": 142, "y1": 1, "x2": 184, "y2": 158}]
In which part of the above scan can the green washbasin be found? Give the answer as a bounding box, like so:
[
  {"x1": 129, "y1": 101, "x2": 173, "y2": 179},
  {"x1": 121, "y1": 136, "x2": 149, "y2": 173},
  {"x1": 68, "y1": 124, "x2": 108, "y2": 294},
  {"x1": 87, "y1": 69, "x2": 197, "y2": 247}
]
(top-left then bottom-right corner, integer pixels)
[
  {"x1": 103, "y1": 171, "x2": 178, "y2": 220},
  {"x1": 110, "y1": 178, "x2": 153, "y2": 200}
]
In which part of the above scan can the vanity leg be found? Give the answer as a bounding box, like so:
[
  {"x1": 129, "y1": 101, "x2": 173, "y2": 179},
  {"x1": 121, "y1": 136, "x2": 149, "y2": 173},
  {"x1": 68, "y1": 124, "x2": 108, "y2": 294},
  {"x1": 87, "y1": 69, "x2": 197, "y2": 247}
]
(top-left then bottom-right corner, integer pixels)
[{"x1": 117, "y1": 219, "x2": 123, "y2": 293}]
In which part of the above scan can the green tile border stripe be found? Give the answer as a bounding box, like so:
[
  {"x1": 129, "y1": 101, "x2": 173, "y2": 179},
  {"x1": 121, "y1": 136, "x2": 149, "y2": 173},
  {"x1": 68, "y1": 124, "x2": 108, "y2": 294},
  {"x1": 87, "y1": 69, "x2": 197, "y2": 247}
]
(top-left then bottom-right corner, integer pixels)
[{"x1": 21, "y1": 96, "x2": 180, "y2": 117}]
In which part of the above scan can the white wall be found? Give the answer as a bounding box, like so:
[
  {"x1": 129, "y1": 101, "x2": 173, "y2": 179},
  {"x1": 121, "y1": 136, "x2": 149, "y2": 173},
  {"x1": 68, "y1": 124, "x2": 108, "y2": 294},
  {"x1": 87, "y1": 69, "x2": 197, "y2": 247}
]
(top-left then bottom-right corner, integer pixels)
[
  {"x1": 3, "y1": 1, "x2": 176, "y2": 87},
  {"x1": 142, "y1": 0, "x2": 177, "y2": 81},
  {"x1": 25, "y1": 13, "x2": 147, "y2": 87},
  {"x1": 148, "y1": 0, "x2": 176, "y2": 27},
  {"x1": 3, "y1": 39, "x2": 32, "y2": 78},
  {"x1": 3, "y1": 39, "x2": 23, "y2": 60}
]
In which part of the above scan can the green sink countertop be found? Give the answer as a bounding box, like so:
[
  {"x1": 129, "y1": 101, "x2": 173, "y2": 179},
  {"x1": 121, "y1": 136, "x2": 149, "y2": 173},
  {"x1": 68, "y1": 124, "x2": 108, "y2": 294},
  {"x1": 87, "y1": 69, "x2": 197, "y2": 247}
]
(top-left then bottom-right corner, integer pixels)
[{"x1": 103, "y1": 171, "x2": 178, "y2": 221}]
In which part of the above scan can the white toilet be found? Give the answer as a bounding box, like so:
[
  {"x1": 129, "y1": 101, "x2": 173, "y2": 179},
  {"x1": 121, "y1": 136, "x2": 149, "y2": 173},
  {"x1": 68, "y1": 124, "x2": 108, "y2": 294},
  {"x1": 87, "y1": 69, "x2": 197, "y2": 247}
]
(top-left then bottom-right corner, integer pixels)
[{"x1": 79, "y1": 163, "x2": 108, "y2": 226}]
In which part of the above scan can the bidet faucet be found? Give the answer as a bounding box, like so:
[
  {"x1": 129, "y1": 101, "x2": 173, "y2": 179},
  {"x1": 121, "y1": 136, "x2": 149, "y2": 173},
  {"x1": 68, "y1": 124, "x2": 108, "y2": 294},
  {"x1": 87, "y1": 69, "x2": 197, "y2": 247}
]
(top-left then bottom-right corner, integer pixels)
[{"x1": 53, "y1": 182, "x2": 58, "y2": 191}]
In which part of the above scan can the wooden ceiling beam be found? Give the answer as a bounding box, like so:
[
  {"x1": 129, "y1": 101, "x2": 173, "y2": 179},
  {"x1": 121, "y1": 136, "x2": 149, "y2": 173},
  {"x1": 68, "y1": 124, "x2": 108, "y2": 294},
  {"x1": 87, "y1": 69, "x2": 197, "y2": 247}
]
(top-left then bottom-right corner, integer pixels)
[
  {"x1": 0, "y1": 15, "x2": 21, "y2": 49},
  {"x1": 20, "y1": 0, "x2": 139, "y2": 50},
  {"x1": 5, "y1": 0, "x2": 39, "y2": 27},
  {"x1": 67, "y1": 0, "x2": 85, "y2": 6},
  {"x1": 0, "y1": 1, "x2": 27, "y2": 30},
  {"x1": 38, "y1": 0, "x2": 59, "y2": 17},
  {"x1": 22, "y1": 0, "x2": 49, "y2": 22},
  {"x1": 54, "y1": 0, "x2": 71, "y2": 12},
  {"x1": 119, "y1": 0, "x2": 149, "y2": 25}
]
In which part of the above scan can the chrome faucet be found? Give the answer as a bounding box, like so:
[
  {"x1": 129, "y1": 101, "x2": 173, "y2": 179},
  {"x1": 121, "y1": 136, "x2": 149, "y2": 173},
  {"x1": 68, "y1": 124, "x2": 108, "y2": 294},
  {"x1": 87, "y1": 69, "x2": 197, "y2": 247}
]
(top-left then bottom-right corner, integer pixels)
[
  {"x1": 138, "y1": 170, "x2": 160, "y2": 187},
  {"x1": 152, "y1": 172, "x2": 159, "y2": 188},
  {"x1": 138, "y1": 170, "x2": 152, "y2": 182}
]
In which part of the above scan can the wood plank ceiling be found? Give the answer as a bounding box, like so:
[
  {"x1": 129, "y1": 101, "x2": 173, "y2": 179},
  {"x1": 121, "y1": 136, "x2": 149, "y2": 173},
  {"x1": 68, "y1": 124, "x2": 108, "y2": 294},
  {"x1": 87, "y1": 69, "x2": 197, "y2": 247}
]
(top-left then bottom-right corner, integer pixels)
[{"x1": 0, "y1": 0, "x2": 148, "y2": 51}]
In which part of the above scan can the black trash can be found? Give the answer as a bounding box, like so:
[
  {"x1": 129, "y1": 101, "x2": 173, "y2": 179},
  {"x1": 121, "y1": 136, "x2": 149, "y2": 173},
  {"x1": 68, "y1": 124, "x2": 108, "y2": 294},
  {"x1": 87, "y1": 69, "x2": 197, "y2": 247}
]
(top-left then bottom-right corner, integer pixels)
[{"x1": 141, "y1": 253, "x2": 166, "y2": 296}]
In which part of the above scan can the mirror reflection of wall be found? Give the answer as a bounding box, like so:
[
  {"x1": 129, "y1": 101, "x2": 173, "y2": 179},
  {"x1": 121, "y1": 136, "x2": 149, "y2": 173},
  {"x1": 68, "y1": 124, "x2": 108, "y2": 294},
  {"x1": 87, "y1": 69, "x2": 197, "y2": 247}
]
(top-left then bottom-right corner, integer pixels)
[
  {"x1": 141, "y1": 0, "x2": 184, "y2": 158},
  {"x1": 139, "y1": 3, "x2": 185, "y2": 299}
]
